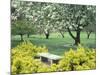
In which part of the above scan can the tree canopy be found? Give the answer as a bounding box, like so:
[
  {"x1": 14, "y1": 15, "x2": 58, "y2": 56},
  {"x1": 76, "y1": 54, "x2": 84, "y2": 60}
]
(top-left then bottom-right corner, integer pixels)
[{"x1": 11, "y1": 0, "x2": 96, "y2": 44}]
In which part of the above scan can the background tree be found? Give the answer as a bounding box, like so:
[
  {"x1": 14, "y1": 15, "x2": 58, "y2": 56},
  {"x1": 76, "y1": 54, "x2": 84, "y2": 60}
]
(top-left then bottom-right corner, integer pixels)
[
  {"x1": 83, "y1": 6, "x2": 96, "y2": 39},
  {"x1": 34, "y1": 4, "x2": 96, "y2": 44},
  {"x1": 58, "y1": 5, "x2": 96, "y2": 45},
  {"x1": 11, "y1": 19, "x2": 35, "y2": 41},
  {"x1": 11, "y1": 1, "x2": 96, "y2": 44}
]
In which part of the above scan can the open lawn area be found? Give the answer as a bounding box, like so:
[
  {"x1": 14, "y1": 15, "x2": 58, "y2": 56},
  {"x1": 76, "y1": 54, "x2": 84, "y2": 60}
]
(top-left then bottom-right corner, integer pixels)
[{"x1": 11, "y1": 32, "x2": 96, "y2": 55}]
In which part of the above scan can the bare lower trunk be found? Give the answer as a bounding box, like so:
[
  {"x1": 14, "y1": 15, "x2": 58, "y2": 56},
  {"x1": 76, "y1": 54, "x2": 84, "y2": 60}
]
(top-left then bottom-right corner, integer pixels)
[
  {"x1": 59, "y1": 30, "x2": 64, "y2": 38},
  {"x1": 74, "y1": 31, "x2": 80, "y2": 45},
  {"x1": 45, "y1": 33, "x2": 49, "y2": 39},
  {"x1": 27, "y1": 34, "x2": 30, "y2": 38},
  {"x1": 44, "y1": 29, "x2": 50, "y2": 39},
  {"x1": 67, "y1": 27, "x2": 81, "y2": 46},
  {"x1": 87, "y1": 31, "x2": 92, "y2": 39},
  {"x1": 20, "y1": 34, "x2": 23, "y2": 41}
]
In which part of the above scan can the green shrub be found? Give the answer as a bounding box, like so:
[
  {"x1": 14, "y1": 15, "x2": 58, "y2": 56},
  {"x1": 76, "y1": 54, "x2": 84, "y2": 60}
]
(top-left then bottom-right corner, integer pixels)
[
  {"x1": 58, "y1": 45, "x2": 96, "y2": 71},
  {"x1": 11, "y1": 41, "x2": 48, "y2": 74},
  {"x1": 11, "y1": 42, "x2": 96, "y2": 74}
]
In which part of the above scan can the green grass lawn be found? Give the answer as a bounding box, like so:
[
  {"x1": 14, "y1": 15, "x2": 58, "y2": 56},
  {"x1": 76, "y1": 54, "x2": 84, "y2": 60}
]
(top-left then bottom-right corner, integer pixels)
[{"x1": 11, "y1": 32, "x2": 96, "y2": 55}]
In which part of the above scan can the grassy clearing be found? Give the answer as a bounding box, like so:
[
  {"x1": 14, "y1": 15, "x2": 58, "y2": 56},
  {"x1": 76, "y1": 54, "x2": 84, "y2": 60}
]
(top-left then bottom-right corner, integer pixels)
[{"x1": 11, "y1": 32, "x2": 96, "y2": 55}]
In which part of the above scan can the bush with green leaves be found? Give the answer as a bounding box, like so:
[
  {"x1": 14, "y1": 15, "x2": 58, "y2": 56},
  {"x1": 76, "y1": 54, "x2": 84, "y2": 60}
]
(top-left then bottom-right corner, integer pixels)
[
  {"x1": 37, "y1": 64, "x2": 58, "y2": 73},
  {"x1": 11, "y1": 41, "x2": 48, "y2": 74},
  {"x1": 11, "y1": 42, "x2": 96, "y2": 74},
  {"x1": 58, "y1": 45, "x2": 96, "y2": 71},
  {"x1": 12, "y1": 41, "x2": 48, "y2": 57}
]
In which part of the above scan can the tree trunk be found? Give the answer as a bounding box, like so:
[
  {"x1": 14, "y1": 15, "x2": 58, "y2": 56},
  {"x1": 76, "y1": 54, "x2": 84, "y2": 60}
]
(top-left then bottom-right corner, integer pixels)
[
  {"x1": 45, "y1": 33, "x2": 49, "y2": 39},
  {"x1": 87, "y1": 31, "x2": 92, "y2": 39},
  {"x1": 27, "y1": 34, "x2": 30, "y2": 38},
  {"x1": 67, "y1": 27, "x2": 76, "y2": 40},
  {"x1": 74, "y1": 31, "x2": 80, "y2": 45},
  {"x1": 44, "y1": 29, "x2": 50, "y2": 39},
  {"x1": 59, "y1": 30, "x2": 64, "y2": 38},
  {"x1": 67, "y1": 27, "x2": 81, "y2": 45},
  {"x1": 20, "y1": 34, "x2": 23, "y2": 41}
]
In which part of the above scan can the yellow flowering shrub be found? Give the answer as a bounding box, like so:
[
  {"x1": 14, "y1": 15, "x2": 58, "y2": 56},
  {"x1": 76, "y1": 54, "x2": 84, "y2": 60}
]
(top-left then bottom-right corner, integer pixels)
[
  {"x1": 11, "y1": 42, "x2": 96, "y2": 74},
  {"x1": 11, "y1": 41, "x2": 48, "y2": 74},
  {"x1": 58, "y1": 45, "x2": 96, "y2": 71}
]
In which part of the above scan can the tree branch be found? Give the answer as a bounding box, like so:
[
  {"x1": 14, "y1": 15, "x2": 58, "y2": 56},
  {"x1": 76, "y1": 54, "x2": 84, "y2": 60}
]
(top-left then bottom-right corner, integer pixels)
[
  {"x1": 83, "y1": 24, "x2": 88, "y2": 28},
  {"x1": 72, "y1": 25, "x2": 77, "y2": 31},
  {"x1": 67, "y1": 27, "x2": 76, "y2": 40}
]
